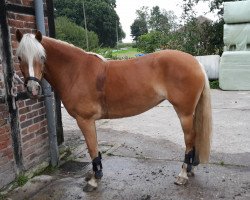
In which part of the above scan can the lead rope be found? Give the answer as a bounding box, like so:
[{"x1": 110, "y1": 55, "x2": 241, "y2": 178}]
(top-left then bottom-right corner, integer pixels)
[{"x1": 10, "y1": 72, "x2": 24, "y2": 110}]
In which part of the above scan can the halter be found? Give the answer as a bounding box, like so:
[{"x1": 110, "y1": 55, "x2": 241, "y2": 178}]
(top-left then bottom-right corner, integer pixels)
[{"x1": 24, "y1": 76, "x2": 42, "y2": 86}]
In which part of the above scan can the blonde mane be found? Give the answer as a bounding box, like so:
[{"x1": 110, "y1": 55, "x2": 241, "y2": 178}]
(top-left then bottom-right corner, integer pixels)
[{"x1": 50, "y1": 38, "x2": 107, "y2": 62}]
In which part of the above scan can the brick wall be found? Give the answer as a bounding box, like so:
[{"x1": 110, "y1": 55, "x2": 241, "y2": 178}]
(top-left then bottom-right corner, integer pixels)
[
  {"x1": 8, "y1": 0, "x2": 50, "y2": 170},
  {"x1": 0, "y1": 33, "x2": 16, "y2": 189},
  {"x1": 0, "y1": 0, "x2": 52, "y2": 189}
]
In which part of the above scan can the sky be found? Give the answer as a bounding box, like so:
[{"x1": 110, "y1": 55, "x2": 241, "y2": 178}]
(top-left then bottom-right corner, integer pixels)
[{"x1": 115, "y1": 0, "x2": 218, "y2": 42}]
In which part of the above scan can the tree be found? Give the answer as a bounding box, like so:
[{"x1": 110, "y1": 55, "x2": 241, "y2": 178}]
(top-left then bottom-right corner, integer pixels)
[
  {"x1": 183, "y1": 0, "x2": 243, "y2": 17},
  {"x1": 149, "y1": 6, "x2": 168, "y2": 32},
  {"x1": 130, "y1": 7, "x2": 149, "y2": 42},
  {"x1": 55, "y1": 17, "x2": 99, "y2": 50},
  {"x1": 54, "y1": 0, "x2": 125, "y2": 47},
  {"x1": 180, "y1": 0, "x2": 234, "y2": 55},
  {"x1": 131, "y1": 6, "x2": 178, "y2": 42},
  {"x1": 85, "y1": 0, "x2": 125, "y2": 47},
  {"x1": 131, "y1": 19, "x2": 148, "y2": 42}
]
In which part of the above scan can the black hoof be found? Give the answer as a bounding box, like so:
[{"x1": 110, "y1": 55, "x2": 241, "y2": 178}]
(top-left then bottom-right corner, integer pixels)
[{"x1": 83, "y1": 183, "x2": 97, "y2": 192}]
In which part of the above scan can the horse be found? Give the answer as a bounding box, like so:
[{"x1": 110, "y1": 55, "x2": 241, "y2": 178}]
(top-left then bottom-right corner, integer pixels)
[{"x1": 15, "y1": 29, "x2": 212, "y2": 191}]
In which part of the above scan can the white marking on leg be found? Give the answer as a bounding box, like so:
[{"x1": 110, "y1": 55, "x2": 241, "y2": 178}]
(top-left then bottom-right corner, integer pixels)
[
  {"x1": 178, "y1": 163, "x2": 188, "y2": 180},
  {"x1": 87, "y1": 176, "x2": 98, "y2": 188}
]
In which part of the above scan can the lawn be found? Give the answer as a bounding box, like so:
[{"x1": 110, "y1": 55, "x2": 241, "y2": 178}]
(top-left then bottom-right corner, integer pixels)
[{"x1": 112, "y1": 47, "x2": 142, "y2": 58}]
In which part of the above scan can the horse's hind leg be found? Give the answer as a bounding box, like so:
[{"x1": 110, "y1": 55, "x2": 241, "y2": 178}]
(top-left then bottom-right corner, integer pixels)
[
  {"x1": 76, "y1": 118, "x2": 103, "y2": 192},
  {"x1": 174, "y1": 113, "x2": 196, "y2": 185}
]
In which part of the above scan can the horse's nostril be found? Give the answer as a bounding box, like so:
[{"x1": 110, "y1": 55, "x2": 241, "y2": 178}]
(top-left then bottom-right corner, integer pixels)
[{"x1": 37, "y1": 85, "x2": 42, "y2": 93}]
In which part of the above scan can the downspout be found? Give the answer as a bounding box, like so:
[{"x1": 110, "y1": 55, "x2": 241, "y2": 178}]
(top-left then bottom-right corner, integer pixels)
[{"x1": 34, "y1": 0, "x2": 59, "y2": 167}]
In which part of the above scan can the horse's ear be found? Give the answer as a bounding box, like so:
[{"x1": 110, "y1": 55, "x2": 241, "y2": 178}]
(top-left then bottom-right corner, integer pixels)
[
  {"x1": 35, "y1": 31, "x2": 42, "y2": 42},
  {"x1": 16, "y1": 29, "x2": 23, "y2": 42}
]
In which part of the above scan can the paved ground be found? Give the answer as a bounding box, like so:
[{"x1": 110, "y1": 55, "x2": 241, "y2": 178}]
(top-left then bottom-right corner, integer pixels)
[{"x1": 6, "y1": 89, "x2": 250, "y2": 200}]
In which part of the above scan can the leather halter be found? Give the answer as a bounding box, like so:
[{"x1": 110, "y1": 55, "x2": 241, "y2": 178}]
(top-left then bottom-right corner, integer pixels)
[{"x1": 24, "y1": 76, "x2": 42, "y2": 86}]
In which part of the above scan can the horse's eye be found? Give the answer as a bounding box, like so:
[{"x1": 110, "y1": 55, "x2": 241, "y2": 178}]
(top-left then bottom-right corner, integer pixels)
[
  {"x1": 18, "y1": 56, "x2": 22, "y2": 61},
  {"x1": 41, "y1": 56, "x2": 45, "y2": 60}
]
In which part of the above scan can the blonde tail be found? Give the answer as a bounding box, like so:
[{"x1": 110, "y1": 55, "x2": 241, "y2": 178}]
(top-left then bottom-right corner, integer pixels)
[{"x1": 194, "y1": 72, "x2": 212, "y2": 164}]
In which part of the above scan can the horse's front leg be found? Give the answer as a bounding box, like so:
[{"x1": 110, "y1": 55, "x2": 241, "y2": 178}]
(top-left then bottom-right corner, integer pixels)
[{"x1": 76, "y1": 118, "x2": 103, "y2": 192}]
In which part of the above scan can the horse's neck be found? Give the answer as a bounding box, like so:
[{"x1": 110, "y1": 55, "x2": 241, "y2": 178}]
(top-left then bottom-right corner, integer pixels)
[{"x1": 42, "y1": 37, "x2": 90, "y2": 99}]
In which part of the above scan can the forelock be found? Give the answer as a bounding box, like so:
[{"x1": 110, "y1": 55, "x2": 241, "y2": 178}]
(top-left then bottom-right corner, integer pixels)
[{"x1": 16, "y1": 33, "x2": 46, "y2": 61}]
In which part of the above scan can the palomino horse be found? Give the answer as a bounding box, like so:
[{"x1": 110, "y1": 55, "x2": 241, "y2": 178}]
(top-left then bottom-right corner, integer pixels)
[{"x1": 16, "y1": 30, "x2": 212, "y2": 191}]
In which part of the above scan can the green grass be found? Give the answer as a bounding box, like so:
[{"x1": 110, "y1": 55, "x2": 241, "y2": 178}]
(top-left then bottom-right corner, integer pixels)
[
  {"x1": 209, "y1": 80, "x2": 220, "y2": 89},
  {"x1": 33, "y1": 165, "x2": 58, "y2": 176},
  {"x1": 0, "y1": 194, "x2": 6, "y2": 200},
  {"x1": 112, "y1": 47, "x2": 141, "y2": 58},
  {"x1": 17, "y1": 174, "x2": 29, "y2": 187}
]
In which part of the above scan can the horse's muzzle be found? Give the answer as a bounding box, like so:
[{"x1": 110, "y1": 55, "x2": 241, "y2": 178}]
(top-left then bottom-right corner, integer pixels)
[{"x1": 26, "y1": 80, "x2": 42, "y2": 98}]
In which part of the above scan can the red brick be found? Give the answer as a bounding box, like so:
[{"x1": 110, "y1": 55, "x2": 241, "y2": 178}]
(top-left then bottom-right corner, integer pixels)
[
  {"x1": 0, "y1": 156, "x2": 9, "y2": 166},
  {"x1": 36, "y1": 132, "x2": 48, "y2": 141},
  {"x1": 38, "y1": 108, "x2": 46, "y2": 115},
  {"x1": 33, "y1": 115, "x2": 45, "y2": 123},
  {"x1": 24, "y1": 21, "x2": 36, "y2": 29},
  {"x1": 0, "y1": 139, "x2": 11, "y2": 150},
  {"x1": 22, "y1": 137, "x2": 37, "y2": 150},
  {"x1": 9, "y1": 27, "x2": 16, "y2": 34},
  {"x1": 8, "y1": 19, "x2": 24, "y2": 28},
  {"x1": 19, "y1": 106, "x2": 31, "y2": 115},
  {"x1": 0, "y1": 126, "x2": 6, "y2": 135},
  {"x1": 22, "y1": 0, "x2": 34, "y2": 7},
  {"x1": 18, "y1": 101, "x2": 25, "y2": 109},
  {"x1": 19, "y1": 114, "x2": 26, "y2": 122},
  {"x1": 15, "y1": 14, "x2": 35, "y2": 22},
  {"x1": 0, "y1": 132, "x2": 11, "y2": 141},
  {"x1": 28, "y1": 123, "x2": 40, "y2": 133},
  {"x1": 28, "y1": 152, "x2": 37, "y2": 161},
  {"x1": 0, "y1": 147, "x2": 14, "y2": 159},
  {"x1": 22, "y1": 133, "x2": 35, "y2": 143},
  {"x1": 23, "y1": 146, "x2": 36, "y2": 158},
  {"x1": 27, "y1": 110, "x2": 38, "y2": 119},
  {"x1": 7, "y1": 0, "x2": 22, "y2": 4},
  {"x1": 26, "y1": 99, "x2": 38, "y2": 106},
  {"x1": 31, "y1": 102, "x2": 44, "y2": 110},
  {"x1": 40, "y1": 119, "x2": 47, "y2": 127},
  {"x1": 20, "y1": 119, "x2": 33, "y2": 129},
  {"x1": 36, "y1": 126, "x2": 47, "y2": 136},
  {"x1": 21, "y1": 128, "x2": 28, "y2": 135}
]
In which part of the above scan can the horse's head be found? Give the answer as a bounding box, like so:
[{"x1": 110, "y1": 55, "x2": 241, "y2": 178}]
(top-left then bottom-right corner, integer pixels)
[{"x1": 16, "y1": 29, "x2": 46, "y2": 98}]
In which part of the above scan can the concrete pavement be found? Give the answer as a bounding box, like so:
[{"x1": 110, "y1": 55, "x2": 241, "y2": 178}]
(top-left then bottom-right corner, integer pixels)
[{"x1": 6, "y1": 89, "x2": 250, "y2": 200}]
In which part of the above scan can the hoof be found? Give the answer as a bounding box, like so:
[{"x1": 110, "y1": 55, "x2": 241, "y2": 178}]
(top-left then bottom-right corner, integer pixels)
[
  {"x1": 83, "y1": 183, "x2": 97, "y2": 192},
  {"x1": 174, "y1": 176, "x2": 188, "y2": 186}
]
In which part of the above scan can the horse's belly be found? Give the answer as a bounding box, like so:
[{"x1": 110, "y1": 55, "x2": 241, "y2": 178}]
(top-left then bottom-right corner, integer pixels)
[{"x1": 105, "y1": 96, "x2": 164, "y2": 119}]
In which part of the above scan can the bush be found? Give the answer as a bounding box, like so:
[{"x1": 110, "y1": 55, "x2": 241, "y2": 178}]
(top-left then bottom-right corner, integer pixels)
[
  {"x1": 209, "y1": 80, "x2": 220, "y2": 89},
  {"x1": 137, "y1": 31, "x2": 166, "y2": 53},
  {"x1": 117, "y1": 43, "x2": 133, "y2": 48},
  {"x1": 55, "y1": 16, "x2": 99, "y2": 50}
]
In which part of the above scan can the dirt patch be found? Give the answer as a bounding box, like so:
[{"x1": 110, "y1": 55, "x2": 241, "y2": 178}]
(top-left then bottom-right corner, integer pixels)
[{"x1": 59, "y1": 161, "x2": 89, "y2": 174}]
